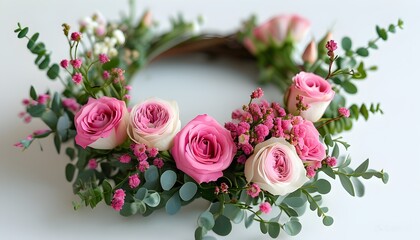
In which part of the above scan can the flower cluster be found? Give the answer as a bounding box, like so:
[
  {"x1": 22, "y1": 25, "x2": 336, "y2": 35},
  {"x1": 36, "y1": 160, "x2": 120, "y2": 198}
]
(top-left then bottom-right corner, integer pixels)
[{"x1": 13, "y1": 6, "x2": 399, "y2": 240}]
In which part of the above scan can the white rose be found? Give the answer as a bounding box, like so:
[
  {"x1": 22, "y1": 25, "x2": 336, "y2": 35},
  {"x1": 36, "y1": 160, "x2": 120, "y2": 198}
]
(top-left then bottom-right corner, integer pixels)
[
  {"x1": 112, "y1": 29, "x2": 125, "y2": 45},
  {"x1": 127, "y1": 98, "x2": 181, "y2": 151},
  {"x1": 244, "y1": 137, "x2": 309, "y2": 195}
]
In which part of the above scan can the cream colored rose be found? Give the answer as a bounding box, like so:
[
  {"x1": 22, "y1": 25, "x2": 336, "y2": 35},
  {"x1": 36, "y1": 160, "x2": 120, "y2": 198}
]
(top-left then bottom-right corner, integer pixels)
[
  {"x1": 127, "y1": 98, "x2": 181, "y2": 151},
  {"x1": 244, "y1": 137, "x2": 309, "y2": 195}
]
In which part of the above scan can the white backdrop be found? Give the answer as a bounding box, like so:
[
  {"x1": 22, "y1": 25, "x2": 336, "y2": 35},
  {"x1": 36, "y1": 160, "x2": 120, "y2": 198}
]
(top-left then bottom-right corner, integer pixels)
[{"x1": 0, "y1": 0, "x2": 419, "y2": 239}]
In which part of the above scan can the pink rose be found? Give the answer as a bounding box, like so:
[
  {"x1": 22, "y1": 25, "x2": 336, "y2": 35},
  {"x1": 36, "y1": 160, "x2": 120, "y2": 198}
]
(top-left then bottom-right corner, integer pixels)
[
  {"x1": 171, "y1": 114, "x2": 236, "y2": 184},
  {"x1": 127, "y1": 98, "x2": 181, "y2": 151},
  {"x1": 244, "y1": 137, "x2": 309, "y2": 195},
  {"x1": 244, "y1": 14, "x2": 310, "y2": 53},
  {"x1": 286, "y1": 72, "x2": 335, "y2": 122},
  {"x1": 75, "y1": 97, "x2": 128, "y2": 149},
  {"x1": 292, "y1": 120, "x2": 326, "y2": 162}
]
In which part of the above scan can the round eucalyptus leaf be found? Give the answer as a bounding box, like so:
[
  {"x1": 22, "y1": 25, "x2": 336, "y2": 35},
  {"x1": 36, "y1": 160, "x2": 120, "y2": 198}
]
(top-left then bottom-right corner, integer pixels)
[
  {"x1": 213, "y1": 215, "x2": 232, "y2": 236},
  {"x1": 284, "y1": 220, "x2": 302, "y2": 236},
  {"x1": 160, "y1": 170, "x2": 177, "y2": 191},
  {"x1": 165, "y1": 192, "x2": 181, "y2": 215},
  {"x1": 144, "y1": 192, "x2": 161, "y2": 207},
  {"x1": 120, "y1": 202, "x2": 137, "y2": 217},
  {"x1": 323, "y1": 216, "x2": 334, "y2": 226},
  {"x1": 268, "y1": 222, "x2": 281, "y2": 238},
  {"x1": 134, "y1": 188, "x2": 148, "y2": 201},
  {"x1": 224, "y1": 204, "x2": 244, "y2": 224},
  {"x1": 145, "y1": 165, "x2": 158, "y2": 182},
  {"x1": 314, "y1": 179, "x2": 332, "y2": 194},
  {"x1": 198, "y1": 211, "x2": 215, "y2": 230},
  {"x1": 179, "y1": 182, "x2": 197, "y2": 201}
]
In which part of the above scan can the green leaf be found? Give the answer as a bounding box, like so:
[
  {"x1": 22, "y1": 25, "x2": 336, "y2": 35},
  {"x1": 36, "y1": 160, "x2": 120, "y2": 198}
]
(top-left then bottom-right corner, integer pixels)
[
  {"x1": 213, "y1": 215, "x2": 232, "y2": 236},
  {"x1": 332, "y1": 144, "x2": 340, "y2": 158},
  {"x1": 31, "y1": 42, "x2": 45, "y2": 54},
  {"x1": 65, "y1": 163, "x2": 75, "y2": 182},
  {"x1": 135, "y1": 188, "x2": 148, "y2": 201},
  {"x1": 322, "y1": 216, "x2": 334, "y2": 226},
  {"x1": 352, "y1": 177, "x2": 365, "y2": 197},
  {"x1": 143, "y1": 165, "x2": 159, "y2": 189},
  {"x1": 47, "y1": 63, "x2": 60, "y2": 80},
  {"x1": 350, "y1": 104, "x2": 359, "y2": 120},
  {"x1": 324, "y1": 134, "x2": 334, "y2": 147},
  {"x1": 27, "y1": 104, "x2": 46, "y2": 117},
  {"x1": 195, "y1": 227, "x2": 205, "y2": 240},
  {"x1": 198, "y1": 211, "x2": 215, "y2": 230},
  {"x1": 341, "y1": 37, "x2": 352, "y2": 51},
  {"x1": 38, "y1": 55, "x2": 50, "y2": 70},
  {"x1": 382, "y1": 172, "x2": 389, "y2": 184},
  {"x1": 268, "y1": 222, "x2": 281, "y2": 238},
  {"x1": 354, "y1": 159, "x2": 369, "y2": 175},
  {"x1": 224, "y1": 204, "x2": 244, "y2": 224},
  {"x1": 376, "y1": 26, "x2": 388, "y2": 40},
  {"x1": 313, "y1": 179, "x2": 331, "y2": 194},
  {"x1": 27, "y1": 33, "x2": 39, "y2": 50},
  {"x1": 321, "y1": 167, "x2": 336, "y2": 179},
  {"x1": 160, "y1": 170, "x2": 177, "y2": 191},
  {"x1": 17, "y1": 27, "x2": 29, "y2": 38},
  {"x1": 165, "y1": 192, "x2": 181, "y2": 215},
  {"x1": 41, "y1": 110, "x2": 58, "y2": 129},
  {"x1": 54, "y1": 133, "x2": 61, "y2": 153},
  {"x1": 368, "y1": 41, "x2": 378, "y2": 50},
  {"x1": 179, "y1": 182, "x2": 197, "y2": 201},
  {"x1": 284, "y1": 220, "x2": 302, "y2": 236},
  {"x1": 120, "y1": 202, "x2": 137, "y2": 216},
  {"x1": 57, "y1": 113, "x2": 70, "y2": 138},
  {"x1": 65, "y1": 147, "x2": 75, "y2": 160},
  {"x1": 30, "y1": 85, "x2": 37, "y2": 100},
  {"x1": 339, "y1": 174, "x2": 355, "y2": 196},
  {"x1": 397, "y1": 19, "x2": 404, "y2": 29},
  {"x1": 102, "y1": 180, "x2": 112, "y2": 205},
  {"x1": 51, "y1": 92, "x2": 61, "y2": 114},
  {"x1": 341, "y1": 81, "x2": 357, "y2": 94},
  {"x1": 102, "y1": 58, "x2": 120, "y2": 70},
  {"x1": 388, "y1": 24, "x2": 396, "y2": 33},
  {"x1": 245, "y1": 213, "x2": 255, "y2": 228},
  {"x1": 259, "y1": 221, "x2": 268, "y2": 234},
  {"x1": 360, "y1": 104, "x2": 369, "y2": 120},
  {"x1": 144, "y1": 192, "x2": 160, "y2": 207},
  {"x1": 356, "y1": 47, "x2": 369, "y2": 57}
]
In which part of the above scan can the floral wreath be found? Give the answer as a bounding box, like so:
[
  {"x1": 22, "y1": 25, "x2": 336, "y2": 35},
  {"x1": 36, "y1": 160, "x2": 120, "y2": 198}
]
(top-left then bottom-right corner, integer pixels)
[{"x1": 13, "y1": 2, "x2": 402, "y2": 239}]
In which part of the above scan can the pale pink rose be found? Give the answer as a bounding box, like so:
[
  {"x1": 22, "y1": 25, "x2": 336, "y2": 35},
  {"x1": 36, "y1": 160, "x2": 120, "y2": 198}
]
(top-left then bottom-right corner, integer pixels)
[
  {"x1": 292, "y1": 120, "x2": 326, "y2": 162},
  {"x1": 244, "y1": 137, "x2": 309, "y2": 195},
  {"x1": 171, "y1": 114, "x2": 236, "y2": 184},
  {"x1": 75, "y1": 97, "x2": 128, "y2": 149},
  {"x1": 302, "y1": 40, "x2": 317, "y2": 64},
  {"x1": 127, "y1": 97, "x2": 181, "y2": 151},
  {"x1": 286, "y1": 72, "x2": 335, "y2": 122},
  {"x1": 244, "y1": 14, "x2": 310, "y2": 53}
]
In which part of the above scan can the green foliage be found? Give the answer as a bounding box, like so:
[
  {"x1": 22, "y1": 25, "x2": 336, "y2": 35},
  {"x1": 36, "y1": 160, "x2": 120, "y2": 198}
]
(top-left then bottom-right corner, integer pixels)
[
  {"x1": 160, "y1": 170, "x2": 177, "y2": 191},
  {"x1": 15, "y1": 23, "x2": 60, "y2": 80},
  {"x1": 179, "y1": 182, "x2": 197, "y2": 201},
  {"x1": 213, "y1": 215, "x2": 232, "y2": 236}
]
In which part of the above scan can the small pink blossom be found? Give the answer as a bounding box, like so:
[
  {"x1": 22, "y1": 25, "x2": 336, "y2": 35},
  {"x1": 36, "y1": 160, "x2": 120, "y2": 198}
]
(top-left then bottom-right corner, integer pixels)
[
  {"x1": 128, "y1": 174, "x2": 141, "y2": 188},
  {"x1": 241, "y1": 143, "x2": 253, "y2": 155},
  {"x1": 70, "y1": 59, "x2": 82, "y2": 69},
  {"x1": 18, "y1": 112, "x2": 26, "y2": 118},
  {"x1": 254, "y1": 124, "x2": 269, "y2": 143},
  {"x1": 214, "y1": 186, "x2": 220, "y2": 195},
  {"x1": 153, "y1": 158, "x2": 164, "y2": 168},
  {"x1": 237, "y1": 155, "x2": 247, "y2": 164},
  {"x1": 119, "y1": 154, "x2": 131, "y2": 163},
  {"x1": 326, "y1": 156, "x2": 337, "y2": 167},
  {"x1": 102, "y1": 71, "x2": 110, "y2": 80},
  {"x1": 88, "y1": 159, "x2": 97, "y2": 169},
  {"x1": 71, "y1": 32, "x2": 82, "y2": 41},
  {"x1": 132, "y1": 143, "x2": 147, "y2": 157},
  {"x1": 251, "y1": 87, "x2": 264, "y2": 99},
  {"x1": 33, "y1": 129, "x2": 50, "y2": 136},
  {"x1": 99, "y1": 53, "x2": 110, "y2": 64},
  {"x1": 60, "y1": 59, "x2": 69, "y2": 68},
  {"x1": 24, "y1": 116, "x2": 32, "y2": 123},
  {"x1": 237, "y1": 121, "x2": 250, "y2": 135},
  {"x1": 326, "y1": 40, "x2": 338, "y2": 52},
  {"x1": 137, "y1": 152, "x2": 148, "y2": 162},
  {"x1": 72, "y1": 73, "x2": 83, "y2": 84},
  {"x1": 338, "y1": 107, "x2": 350, "y2": 118},
  {"x1": 125, "y1": 85, "x2": 132, "y2": 91},
  {"x1": 22, "y1": 99, "x2": 31, "y2": 106},
  {"x1": 220, "y1": 183, "x2": 229, "y2": 193},
  {"x1": 138, "y1": 160, "x2": 150, "y2": 172},
  {"x1": 148, "y1": 147, "x2": 158, "y2": 157},
  {"x1": 306, "y1": 165, "x2": 316, "y2": 178},
  {"x1": 111, "y1": 189, "x2": 125, "y2": 211},
  {"x1": 37, "y1": 94, "x2": 49, "y2": 105},
  {"x1": 62, "y1": 98, "x2": 80, "y2": 112},
  {"x1": 247, "y1": 183, "x2": 261, "y2": 198},
  {"x1": 124, "y1": 94, "x2": 131, "y2": 100},
  {"x1": 259, "y1": 202, "x2": 272, "y2": 214}
]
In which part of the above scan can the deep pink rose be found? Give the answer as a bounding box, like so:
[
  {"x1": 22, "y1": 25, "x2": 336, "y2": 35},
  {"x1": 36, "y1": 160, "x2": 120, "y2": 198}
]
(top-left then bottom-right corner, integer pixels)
[
  {"x1": 244, "y1": 14, "x2": 310, "y2": 53},
  {"x1": 286, "y1": 72, "x2": 335, "y2": 122},
  {"x1": 75, "y1": 97, "x2": 128, "y2": 149},
  {"x1": 292, "y1": 120, "x2": 326, "y2": 162},
  {"x1": 171, "y1": 114, "x2": 236, "y2": 184},
  {"x1": 127, "y1": 97, "x2": 181, "y2": 151}
]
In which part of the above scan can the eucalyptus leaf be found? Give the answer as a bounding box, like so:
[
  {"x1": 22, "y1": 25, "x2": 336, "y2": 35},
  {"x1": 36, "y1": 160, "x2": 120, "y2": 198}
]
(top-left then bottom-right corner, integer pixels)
[
  {"x1": 284, "y1": 220, "x2": 302, "y2": 236},
  {"x1": 144, "y1": 192, "x2": 160, "y2": 207},
  {"x1": 179, "y1": 182, "x2": 197, "y2": 201},
  {"x1": 165, "y1": 192, "x2": 181, "y2": 215},
  {"x1": 41, "y1": 110, "x2": 58, "y2": 130},
  {"x1": 213, "y1": 215, "x2": 232, "y2": 236},
  {"x1": 268, "y1": 222, "x2": 281, "y2": 238},
  {"x1": 245, "y1": 213, "x2": 255, "y2": 228},
  {"x1": 102, "y1": 180, "x2": 112, "y2": 205},
  {"x1": 65, "y1": 163, "x2": 75, "y2": 182},
  {"x1": 341, "y1": 37, "x2": 352, "y2": 51},
  {"x1": 224, "y1": 204, "x2": 244, "y2": 224},
  {"x1": 339, "y1": 174, "x2": 355, "y2": 196},
  {"x1": 160, "y1": 170, "x2": 177, "y2": 191},
  {"x1": 120, "y1": 202, "x2": 137, "y2": 216},
  {"x1": 354, "y1": 159, "x2": 369, "y2": 175},
  {"x1": 135, "y1": 188, "x2": 148, "y2": 201},
  {"x1": 322, "y1": 216, "x2": 334, "y2": 226},
  {"x1": 351, "y1": 177, "x2": 365, "y2": 197},
  {"x1": 259, "y1": 221, "x2": 268, "y2": 234},
  {"x1": 198, "y1": 211, "x2": 215, "y2": 230}
]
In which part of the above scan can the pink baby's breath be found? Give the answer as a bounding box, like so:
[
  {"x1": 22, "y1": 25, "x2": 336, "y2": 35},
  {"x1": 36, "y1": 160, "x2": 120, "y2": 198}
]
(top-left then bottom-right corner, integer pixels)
[
  {"x1": 259, "y1": 202, "x2": 271, "y2": 214},
  {"x1": 338, "y1": 107, "x2": 350, "y2": 118},
  {"x1": 72, "y1": 73, "x2": 83, "y2": 84},
  {"x1": 247, "y1": 183, "x2": 261, "y2": 198}
]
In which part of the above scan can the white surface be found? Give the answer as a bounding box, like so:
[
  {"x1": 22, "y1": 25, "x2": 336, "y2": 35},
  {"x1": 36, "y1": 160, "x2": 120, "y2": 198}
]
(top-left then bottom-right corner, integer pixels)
[{"x1": 0, "y1": 0, "x2": 419, "y2": 239}]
